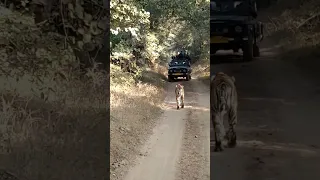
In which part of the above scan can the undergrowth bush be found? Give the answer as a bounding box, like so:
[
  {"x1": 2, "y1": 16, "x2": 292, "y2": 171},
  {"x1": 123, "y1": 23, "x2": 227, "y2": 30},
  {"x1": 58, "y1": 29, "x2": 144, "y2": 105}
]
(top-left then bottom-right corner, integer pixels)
[
  {"x1": 0, "y1": 6, "x2": 108, "y2": 179},
  {"x1": 264, "y1": 0, "x2": 320, "y2": 49}
]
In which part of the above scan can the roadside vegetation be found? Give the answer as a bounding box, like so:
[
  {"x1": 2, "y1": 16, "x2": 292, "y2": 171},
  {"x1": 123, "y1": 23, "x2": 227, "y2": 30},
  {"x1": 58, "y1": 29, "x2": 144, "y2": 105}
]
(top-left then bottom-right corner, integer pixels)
[
  {"x1": 262, "y1": 0, "x2": 320, "y2": 50},
  {"x1": 110, "y1": 0, "x2": 210, "y2": 179},
  {"x1": 0, "y1": 1, "x2": 108, "y2": 179},
  {"x1": 192, "y1": 57, "x2": 210, "y2": 85},
  {"x1": 260, "y1": 0, "x2": 320, "y2": 77}
]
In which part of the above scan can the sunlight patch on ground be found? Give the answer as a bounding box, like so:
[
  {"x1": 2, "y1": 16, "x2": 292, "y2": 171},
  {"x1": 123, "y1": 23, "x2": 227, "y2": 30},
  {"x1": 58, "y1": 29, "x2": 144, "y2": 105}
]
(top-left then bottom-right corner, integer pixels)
[
  {"x1": 162, "y1": 101, "x2": 209, "y2": 111},
  {"x1": 210, "y1": 139, "x2": 319, "y2": 157},
  {"x1": 187, "y1": 92, "x2": 209, "y2": 96},
  {"x1": 210, "y1": 126, "x2": 284, "y2": 134},
  {"x1": 236, "y1": 126, "x2": 284, "y2": 133},
  {"x1": 237, "y1": 140, "x2": 319, "y2": 156},
  {"x1": 260, "y1": 45, "x2": 282, "y2": 52},
  {"x1": 240, "y1": 97, "x2": 297, "y2": 105}
]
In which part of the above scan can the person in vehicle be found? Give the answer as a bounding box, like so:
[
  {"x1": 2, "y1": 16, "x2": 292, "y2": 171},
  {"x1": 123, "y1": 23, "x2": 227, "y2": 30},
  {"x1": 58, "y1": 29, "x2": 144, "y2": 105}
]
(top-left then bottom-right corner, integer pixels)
[
  {"x1": 176, "y1": 51, "x2": 185, "y2": 59},
  {"x1": 211, "y1": 0, "x2": 257, "y2": 18}
]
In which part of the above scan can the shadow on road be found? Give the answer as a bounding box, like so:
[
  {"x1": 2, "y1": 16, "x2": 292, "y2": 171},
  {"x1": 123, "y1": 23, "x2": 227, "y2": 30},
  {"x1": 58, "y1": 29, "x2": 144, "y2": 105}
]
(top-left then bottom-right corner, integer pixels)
[
  {"x1": 211, "y1": 45, "x2": 282, "y2": 65},
  {"x1": 210, "y1": 42, "x2": 320, "y2": 179},
  {"x1": 210, "y1": 52, "x2": 244, "y2": 65},
  {"x1": 170, "y1": 78, "x2": 189, "y2": 82}
]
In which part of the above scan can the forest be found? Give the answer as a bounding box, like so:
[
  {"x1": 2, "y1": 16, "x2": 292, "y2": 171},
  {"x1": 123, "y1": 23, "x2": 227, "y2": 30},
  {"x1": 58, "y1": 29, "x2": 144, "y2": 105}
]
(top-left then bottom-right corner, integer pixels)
[{"x1": 110, "y1": 0, "x2": 210, "y2": 73}]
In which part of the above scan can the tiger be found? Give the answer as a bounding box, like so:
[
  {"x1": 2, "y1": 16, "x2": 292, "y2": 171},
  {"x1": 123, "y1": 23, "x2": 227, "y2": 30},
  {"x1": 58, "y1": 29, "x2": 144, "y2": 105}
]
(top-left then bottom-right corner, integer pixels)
[
  {"x1": 211, "y1": 72, "x2": 238, "y2": 152},
  {"x1": 175, "y1": 83, "x2": 185, "y2": 110}
]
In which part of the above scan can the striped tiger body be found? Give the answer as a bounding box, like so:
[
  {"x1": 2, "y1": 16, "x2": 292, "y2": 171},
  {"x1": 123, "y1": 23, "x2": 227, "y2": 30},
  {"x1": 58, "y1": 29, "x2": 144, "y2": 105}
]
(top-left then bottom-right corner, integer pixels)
[
  {"x1": 175, "y1": 84, "x2": 185, "y2": 110},
  {"x1": 211, "y1": 72, "x2": 238, "y2": 152}
]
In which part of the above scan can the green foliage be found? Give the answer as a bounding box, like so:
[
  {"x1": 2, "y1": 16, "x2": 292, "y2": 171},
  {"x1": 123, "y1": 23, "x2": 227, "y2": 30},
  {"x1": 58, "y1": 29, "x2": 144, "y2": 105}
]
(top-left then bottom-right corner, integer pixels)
[
  {"x1": 110, "y1": 0, "x2": 150, "y2": 37},
  {"x1": 0, "y1": 12, "x2": 77, "y2": 79},
  {"x1": 110, "y1": 0, "x2": 210, "y2": 70},
  {"x1": 5, "y1": 0, "x2": 109, "y2": 57}
]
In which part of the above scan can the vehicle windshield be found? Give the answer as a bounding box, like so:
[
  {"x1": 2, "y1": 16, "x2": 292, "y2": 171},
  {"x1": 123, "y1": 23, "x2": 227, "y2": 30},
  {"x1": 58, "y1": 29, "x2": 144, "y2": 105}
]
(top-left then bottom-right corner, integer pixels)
[
  {"x1": 210, "y1": 0, "x2": 250, "y2": 16},
  {"x1": 169, "y1": 60, "x2": 189, "y2": 67}
]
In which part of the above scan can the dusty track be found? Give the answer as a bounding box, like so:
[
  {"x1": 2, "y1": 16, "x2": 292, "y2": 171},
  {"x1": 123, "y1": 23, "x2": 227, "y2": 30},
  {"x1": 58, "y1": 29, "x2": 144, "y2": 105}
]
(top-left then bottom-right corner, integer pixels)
[
  {"x1": 123, "y1": 77, "x2": 210, "y2": 180},
  {"x1": 210, "y1": 41, "x2": 320, "y2": 179}
]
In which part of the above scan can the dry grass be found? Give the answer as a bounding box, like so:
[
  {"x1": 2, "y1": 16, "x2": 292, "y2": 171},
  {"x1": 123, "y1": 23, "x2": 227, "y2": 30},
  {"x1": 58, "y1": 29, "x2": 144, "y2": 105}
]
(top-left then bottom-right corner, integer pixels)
[
  {"x1": 192, "y1": 57, "x2": 210, "y2": 85},
  {"x1": 258, "y1": 0, "x2": 320, "y2": 68},
  {"x1": 0, "y1": 7, "x2": 108, "y2": 180},
  {"x1": 259, "y1": 0, "x2": 320, "y2": 80},
  {"x1": 0, "y1": 74, "x2": 108, "y2": 180},
  {"x1": 110, "y1": 64, "x2": 166, "y2": 179},
  {"x1": 262, "y1": 0, "x2": 320, "y2": 50}
]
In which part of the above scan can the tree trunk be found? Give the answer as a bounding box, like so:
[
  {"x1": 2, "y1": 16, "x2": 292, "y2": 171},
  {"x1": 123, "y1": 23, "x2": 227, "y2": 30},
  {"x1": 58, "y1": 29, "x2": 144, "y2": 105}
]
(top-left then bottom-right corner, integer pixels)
[{"x1": 94, "y1": 31, "x2": 110, "y2": 72}]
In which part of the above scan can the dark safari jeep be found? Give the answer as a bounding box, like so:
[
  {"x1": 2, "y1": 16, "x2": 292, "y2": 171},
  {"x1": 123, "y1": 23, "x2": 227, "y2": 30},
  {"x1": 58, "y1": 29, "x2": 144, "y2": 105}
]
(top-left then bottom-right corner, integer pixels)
[
  {"x1": 210, "y1": 0, "x2": 264, "y2": 61},
  {"x1": 167, "y1": 59, "x2": 192, "y2": 82}
]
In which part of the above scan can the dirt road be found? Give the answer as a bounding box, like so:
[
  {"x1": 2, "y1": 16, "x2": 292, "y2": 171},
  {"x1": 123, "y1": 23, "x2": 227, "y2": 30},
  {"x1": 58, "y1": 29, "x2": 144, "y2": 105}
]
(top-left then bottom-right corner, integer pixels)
[
  {"x1": 123, "y1": 77, "x2": 210, "y2": 180},
  {"x1": 210, "y1": 41, "x2": 320, "y2": 179}
]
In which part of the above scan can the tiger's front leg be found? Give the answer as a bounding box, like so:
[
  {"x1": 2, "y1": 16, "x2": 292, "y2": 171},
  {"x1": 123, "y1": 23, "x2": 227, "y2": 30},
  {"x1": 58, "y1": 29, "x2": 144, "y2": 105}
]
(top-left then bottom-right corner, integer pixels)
[
  {"x1": 176, "y1": 97, "x2": 180, "y2": 109},
  {"x1": 181, "y1": 95, "x2": 184, "y2": 108}
]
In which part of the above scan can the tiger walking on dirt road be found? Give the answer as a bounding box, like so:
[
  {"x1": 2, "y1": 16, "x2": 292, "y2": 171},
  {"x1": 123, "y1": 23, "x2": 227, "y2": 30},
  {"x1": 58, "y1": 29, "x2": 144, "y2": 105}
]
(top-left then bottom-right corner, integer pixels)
[
  {"x1": 175, "y1": 83, "x2": 185, "y2": 110},
  {"x1": 211, "y1": 72, "x2": 238, "y2": 152}
]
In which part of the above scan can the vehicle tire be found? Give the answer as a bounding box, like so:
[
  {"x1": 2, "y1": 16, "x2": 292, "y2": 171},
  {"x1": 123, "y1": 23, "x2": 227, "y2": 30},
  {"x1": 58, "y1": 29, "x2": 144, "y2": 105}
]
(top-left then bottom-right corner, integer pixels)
[
  {"x1": 253, "y1": 44, "x2": 260, "y2": 57},
  {"x1": 186, "y1": 75, "x2": 190, "y2": 81},
  {"x1": 211, "y1": 46, "x2": 217, "y2": 55},
  {"x1": 168, "y1": 76, "x2": 172, "y2": 82},
  {"x1": 242, "y1": 35, "x2": 253, "y2": 62}
]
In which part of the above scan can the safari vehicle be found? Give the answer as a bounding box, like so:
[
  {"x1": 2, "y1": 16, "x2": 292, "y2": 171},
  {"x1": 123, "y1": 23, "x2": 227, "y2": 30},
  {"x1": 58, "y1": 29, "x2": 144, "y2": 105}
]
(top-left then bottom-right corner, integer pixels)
[
  {"x1": 167, "y1": 59, "x2": 192, "y2": 82},
  {"x1": 210, "y1": 0, "x2": 264, "y2": 61}
]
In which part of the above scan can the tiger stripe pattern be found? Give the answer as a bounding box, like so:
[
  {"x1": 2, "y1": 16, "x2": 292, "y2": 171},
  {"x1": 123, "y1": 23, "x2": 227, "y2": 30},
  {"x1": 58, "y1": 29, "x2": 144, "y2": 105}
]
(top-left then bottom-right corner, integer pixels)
[
  {"x1": 211, "y1": 72, "x2": 238, "y2": 152},
  {"x1": 175, "y1": 84, "x2": 185, "y2": 110}
]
